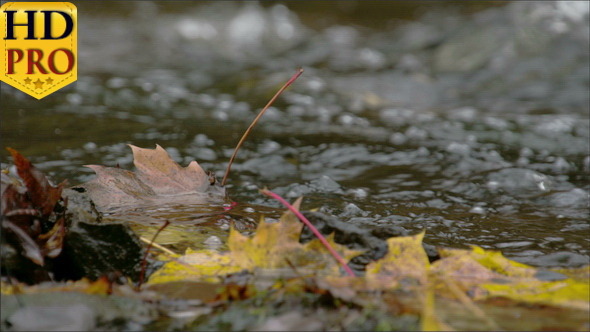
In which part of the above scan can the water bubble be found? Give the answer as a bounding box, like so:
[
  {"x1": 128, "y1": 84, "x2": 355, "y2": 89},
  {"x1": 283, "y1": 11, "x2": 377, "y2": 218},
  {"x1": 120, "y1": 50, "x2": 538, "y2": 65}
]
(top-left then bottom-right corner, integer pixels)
[
  {"x1": 341, "y1": 203, "x2": 367, "y2": 217},
  {"x1": 358, "y1": 48, "x2": 386, "y2": 70},
  {"x1": 192, "y1": 134, "x2": 214, "y2": 147},
  {"x1": 258, "y1": 140, "x2": 281, "y2": 154},
  {"x1": 287, "y1": 105, "x2": 306, "y2": 117},
  {"x1": 405, "y1": 126, "x2": 428, "y2": 140},
  {"x1": 347, "y1": 188, "x2": 368, "y2": 199},
  {"x1": 228, "y1": 4, "x2": 266, "y2": 48},
  {"x1": 389, "y1": 133, "x2": 407, "y2": 145},
  {"x1": 446, "y1": 142, "x2": 471, "y2": 155},
  {"x1": 106, "y1": 77, "x2": 127, "y2": 89},
  {"x1": 212, "y1": 110, "x2": 229, "y2": 121},
  {"x1": 449, "y1": 107, "x2": 477, "y2": 122},
  {"x1": 487, "y1": 168, "x2": 553, "y2": 196},
  {"x1": 520, "y1": 147, "x2": 534, "y2": 157},
  {"x1": 547, "y1": 188, "x2": 588, "y2": 208},
  {"x1": 193, "y1": 148, "x2": 217, "y2": 161},
  {"x1": 305, "y1": 77, "x2": 326, "y2": 93},
  {"x1": 550, "y1": 157, "x2": 571, "y2": 173},
  {"x1": 204, "y1": 235, "x2": 222, "y2": 249},
  {"x1": 66, "y1": 93, "x2": 83, "y2": 105},
  {"x1": 83, "y1": 142, "x2": 97, "y2": 151},
  {"x1": 176, "y1": 19, "x2": 217, "y2": 40},
  {"x1": 338, "y1": 114, "x2": 370, "y2": 127},
  {"x1": 271, "y1": 4, "x2": 296, "y2": 39},
  {"x1": 516, "y1": 157, "x2": 529, "y2": 166},
  {"x1": 469, "y1": 206, "x2": 486, "y2": 214}
]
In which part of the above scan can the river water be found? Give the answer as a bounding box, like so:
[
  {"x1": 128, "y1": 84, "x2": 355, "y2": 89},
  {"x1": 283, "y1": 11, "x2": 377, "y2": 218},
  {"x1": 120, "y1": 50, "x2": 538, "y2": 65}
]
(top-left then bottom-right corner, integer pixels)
[{"x1": 1, "y1": 1, "x2": 588, "y2": 268}]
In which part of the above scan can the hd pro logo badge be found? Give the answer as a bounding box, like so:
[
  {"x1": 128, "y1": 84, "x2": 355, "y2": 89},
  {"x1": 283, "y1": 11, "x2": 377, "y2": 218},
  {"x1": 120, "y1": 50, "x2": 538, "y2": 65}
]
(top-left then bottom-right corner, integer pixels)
[{"x1": 1, "y1": 2, "x2": 77, "y2": 99}]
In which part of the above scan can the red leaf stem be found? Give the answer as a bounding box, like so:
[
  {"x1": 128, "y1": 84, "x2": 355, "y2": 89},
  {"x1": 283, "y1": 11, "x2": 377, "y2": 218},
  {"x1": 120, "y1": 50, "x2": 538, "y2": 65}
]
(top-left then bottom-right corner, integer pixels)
[{"x1": 261, "y1": 189, "x2": 355, "y2": 277}]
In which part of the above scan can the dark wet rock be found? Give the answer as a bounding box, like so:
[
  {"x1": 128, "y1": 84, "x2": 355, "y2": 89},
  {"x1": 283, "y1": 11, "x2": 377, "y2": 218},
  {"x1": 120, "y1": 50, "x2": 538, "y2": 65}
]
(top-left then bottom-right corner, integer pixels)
[
  {"x1": 237, "y1": 155, "x2": 297, "y2": 180},
  {"x1": 274, "y1": 175, "x2": 344, "y2": 199},
  {"x1": 486, "y1": 168, "x2": 554, "y2": 197},
  {"x1": 543, "y1": 188, "x2": 588, "y2": 208},
  {"x1": 53, "y1": 221, "x2": 144, "y2": 282},
  {"x1": 300, "y1": 211, "x2": 439, "y2": 273},
  {"x1": 513, "y1": 251, "x2": 590, "y2": 268},
  {"x1": 340, "y1": 202, "x2": 368, "y2": 217},
  {"x1": 62, "y1": 188, "x2": 102, "y2": 225},
  {"x1": 531, "y1": 252, "x2": 590, "y2": 268},
  {"x1": 533, "y1": 269, "x2": 568, "y2": 282}
]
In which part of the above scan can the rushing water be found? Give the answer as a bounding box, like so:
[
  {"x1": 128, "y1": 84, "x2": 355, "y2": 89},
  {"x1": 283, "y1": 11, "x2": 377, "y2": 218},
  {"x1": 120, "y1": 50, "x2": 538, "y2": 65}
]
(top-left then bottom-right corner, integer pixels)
[{"x1": 1, "y1": 1, "x2": 589, "y2": 267}]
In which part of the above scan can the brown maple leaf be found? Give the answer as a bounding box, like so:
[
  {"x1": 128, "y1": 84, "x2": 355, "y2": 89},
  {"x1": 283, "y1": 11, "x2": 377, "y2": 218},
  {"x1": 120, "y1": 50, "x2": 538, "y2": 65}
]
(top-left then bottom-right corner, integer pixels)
[{"x1": 77, "y1": 144, "x2": 226, "y2": 211}]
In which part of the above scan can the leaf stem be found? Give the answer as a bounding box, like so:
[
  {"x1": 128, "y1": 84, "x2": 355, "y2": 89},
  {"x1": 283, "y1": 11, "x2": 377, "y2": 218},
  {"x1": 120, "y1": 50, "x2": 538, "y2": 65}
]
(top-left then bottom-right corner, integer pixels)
[
  {"x1": 222, "y1": 68, "x2": 304, "y2": 186},
  {"x1": 261, "y1": 189, "x2": 356, "y2": 277}
]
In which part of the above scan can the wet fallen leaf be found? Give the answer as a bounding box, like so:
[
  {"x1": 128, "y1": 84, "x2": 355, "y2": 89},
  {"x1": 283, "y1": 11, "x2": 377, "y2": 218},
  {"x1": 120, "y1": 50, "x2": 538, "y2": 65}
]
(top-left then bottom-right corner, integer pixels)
[
  {"x1": 148, "y1": 198, "x2": 362, "y2": 284},
  {"x1": 428, "y1": 246, "x2": 589, "y2": 311},
  {"x1": 438, "y1": 245, "x2": 537, "y2": 278},
  {"x1": 365, "y1": 231, "x2": 429, "y2": 289},
  {"x1": 147, "y1": 197, "x2": 589, "y2": 329},
  {"x1": 482, "y1": 277, "x2": 589, "y2": 311},
  {"x1": 1, "y1": 148, "x2": 67, "y2": 269},
  {"x1": 5, "y1": 147, "x2": 65, "y2": 216},
  {"x1": 78, "y1": 144, "x2": 226, "y2": 211}
]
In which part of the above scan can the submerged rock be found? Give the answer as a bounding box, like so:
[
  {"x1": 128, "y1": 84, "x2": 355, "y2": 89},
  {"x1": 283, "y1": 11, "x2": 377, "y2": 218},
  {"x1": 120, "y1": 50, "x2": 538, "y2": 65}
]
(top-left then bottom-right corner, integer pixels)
[
  {"x1": 62, "y1": 188, "x2": 102, "y2": 225},
  {"x1": 57, "y1": 189, "x2": 145, "y2": 282},
  {"x1": 300, "y1": 211, "x2": 439, "y2": 273},
  {"x1": 53, "y1": 220, "x2": 144, "y2": 282}
]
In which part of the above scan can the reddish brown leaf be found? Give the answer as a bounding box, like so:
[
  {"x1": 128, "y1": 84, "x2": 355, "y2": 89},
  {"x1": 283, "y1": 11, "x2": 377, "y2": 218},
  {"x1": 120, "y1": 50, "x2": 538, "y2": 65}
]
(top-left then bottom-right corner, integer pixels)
[
  {"x1": 6, "y1": 147, "x2": 65, "y2": 216},
  {"x1": 2, "y1": 148, "x2": 67, "y2": 269},
  {"x1": 79, "y1": 144, "x2": 225, "y2": 211}
]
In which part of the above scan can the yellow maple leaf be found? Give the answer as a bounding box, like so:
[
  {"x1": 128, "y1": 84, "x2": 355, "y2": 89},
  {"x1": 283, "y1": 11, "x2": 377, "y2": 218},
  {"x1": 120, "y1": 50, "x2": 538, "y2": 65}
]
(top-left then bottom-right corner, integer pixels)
[
  {"x1": 148, "y1": 198, "x2": 362, "y2": 284},
  {"x1": 482, "y1": 278, "x2": 589, "y2": 311},
  {"x1": 365, "y1": 230, "x2": 430, "y2": 289},
  {"x1": 431, "y1": 245, "x2": 590, "y2": 313},
  {"x1": 438, "y1": 245, "x2": 537, "y2": 278}
]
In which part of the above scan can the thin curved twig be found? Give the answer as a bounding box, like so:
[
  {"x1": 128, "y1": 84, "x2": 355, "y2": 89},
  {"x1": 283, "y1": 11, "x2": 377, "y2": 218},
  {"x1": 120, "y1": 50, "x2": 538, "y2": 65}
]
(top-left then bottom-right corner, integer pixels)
[{"x1": 221, "y1": 68, "x2": 304, "y2": 186}]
